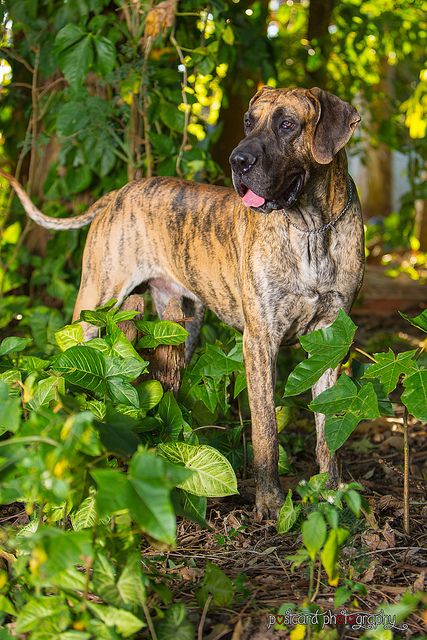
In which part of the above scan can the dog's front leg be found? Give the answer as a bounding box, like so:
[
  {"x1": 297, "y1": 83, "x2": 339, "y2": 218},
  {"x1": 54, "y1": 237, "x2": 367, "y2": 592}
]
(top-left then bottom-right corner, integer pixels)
[
  {"x1": 312, "y1": 367, "x2": 340, "y2": 487},
  {"x1": 243, "y1": 330, "x2": 284, "y2": 519}
]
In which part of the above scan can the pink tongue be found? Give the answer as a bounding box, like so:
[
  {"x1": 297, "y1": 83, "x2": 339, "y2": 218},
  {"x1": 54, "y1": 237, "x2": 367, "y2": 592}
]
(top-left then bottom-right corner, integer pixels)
[{"x1": 242, "y1": 189, "x2": 265, "y2": 208}]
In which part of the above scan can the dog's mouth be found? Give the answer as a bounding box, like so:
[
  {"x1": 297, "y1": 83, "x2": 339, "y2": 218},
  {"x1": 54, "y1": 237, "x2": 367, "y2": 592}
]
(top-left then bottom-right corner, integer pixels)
[{"x1": 234, "y1": 173, "x2": 305, "y2": 212}]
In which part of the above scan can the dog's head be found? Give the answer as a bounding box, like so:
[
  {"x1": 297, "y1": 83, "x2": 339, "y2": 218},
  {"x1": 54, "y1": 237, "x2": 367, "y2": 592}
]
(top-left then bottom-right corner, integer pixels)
[{"x1": 229, "y1": 87, "x2": 360, "y2": 213}]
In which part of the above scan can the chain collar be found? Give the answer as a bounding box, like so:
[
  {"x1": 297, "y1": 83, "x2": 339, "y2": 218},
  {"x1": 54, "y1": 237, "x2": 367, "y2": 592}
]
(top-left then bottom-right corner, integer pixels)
[{"x1": 282, "y1": 176, "x2": 354, "y2": 235}]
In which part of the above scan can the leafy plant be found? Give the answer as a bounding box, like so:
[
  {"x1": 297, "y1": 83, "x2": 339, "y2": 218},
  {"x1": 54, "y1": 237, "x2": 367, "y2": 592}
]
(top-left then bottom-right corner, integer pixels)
[
  {"x1": 278, "y1": 473, "x2": 365, "y2": 598},
  {"x1": 0, "y1": 309, "x2": 238, "y2": 637}
]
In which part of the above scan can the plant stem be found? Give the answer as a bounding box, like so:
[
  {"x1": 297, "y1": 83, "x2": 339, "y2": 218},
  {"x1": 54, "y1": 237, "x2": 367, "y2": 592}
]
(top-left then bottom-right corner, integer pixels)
[
  {"x1": 142, "y1": 600, "x2": 158, "y2": 640},
  {"x1": 198, "y1": 594, "x2": 212, "y2": 640},
  {"x1": 403, "y1": 407, "x2": 410, "y2": 536},
  {"x1": 308, "y1": 559, "x2": 315, "y2": 600},
  {"x1": 354, "y1": 347, "x2": 377, "y2": 363},
  {"x1": 310, "y1": 559, "x2": 322, "y2": 602}
]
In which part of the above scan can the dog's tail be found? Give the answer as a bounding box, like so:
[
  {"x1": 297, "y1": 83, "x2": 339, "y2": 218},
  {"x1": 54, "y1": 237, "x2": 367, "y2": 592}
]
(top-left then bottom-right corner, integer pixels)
[{"x1": 1, "y1": 171, "x2": 117, "y2": 230}]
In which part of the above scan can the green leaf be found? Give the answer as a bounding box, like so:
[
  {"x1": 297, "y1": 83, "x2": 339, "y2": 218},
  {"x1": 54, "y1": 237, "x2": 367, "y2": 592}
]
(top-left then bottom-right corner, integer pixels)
[
  {"x1": 157, "y1": 391, "x2": 185, "y2": 440},
  {"x1": 363, "y1": 349, "x2": 417, "y2": 393},
  {"x1": 15, "y1": 596, "x2": 70, "y2": 633},
  {"x1": 93, "y1": 450, "x2": 187, "y2": 544},
  {"x1": 334, "y1": 586, "x2": 351, "y2": 607},
  {"x1": 401, "y1": 369, "x2": 427, "y2": 421},
  {"x1": 222, "y1": 24, "x2": 235, "y2": 45},
  {"x1": 71, "y1": 495, "x2": 97, "y2": 531},
  {"x1": 93, "y1": 36, "x2": 116, "y2": 76},
  {"x1": 172, "y1": 489, "x2": 208, "y2": 528},
  {"x1": 28, "y1": 375, "x2": 65, "y2": 410},
  {"x1": 400, "y1": 309, "x2": 427, "y2": 333},
  {"x1": 87, "y1": 603, "x2": 145, "y2": 638},
  {"x1": 284, "y1": 310, "x2": 356, "y2": 396},
  {"x1": 344, "y1": 489, "x2": 362, "y2": 517},
  {"x1": 105, "y1": 356, "x2": 144, "y2": 381},
  {"x1": 198, "y1": 561, "x2": 234, "y2": 607},
  {"x1": 52, "y1": 346, "x2": 106, "y2": 394},
  {"x1": 0, "y1": 336, "x2": 31, "y2": 356},
  {"x1": 310, "y1": 376, "x2": 380, "y2": 453},
  {"x1": 155, "y1": 603, "x2": 194, "y2": 640},
  {"x1": 159, "y1": 102, "x2": 185, "y2": 133},
  {"x1": 321, "y1": 527, "x2": 349, "y2": 586},
  {"x1": 137, "y1": 379, "x2": 163, "y2": 412},
  {"x1": 277, "y1": 489, "x2": 301, "y2": 534},
  {"x1": 55, "y1": 324, "x2": 84, "y2": 351},
  {"x1": 157, "y1": 442, "x2": 238, "y2": 497},
  {"x1": 55, "y1": 25, "x2": 93, "y2": 89},
  {"x1": 0, "y1": 381, "x2": 21, "y2": 435},
  {"x1": 116, "y1": 553, "x2": 146, "y2": 606},
  {"x1": 106, "y1": 377, "x2": 140, "y2": 407},
  {"x1": 136, "y1": 320, "x2": 188, "y2": 348},
  {"x1": 302, "y1": 511, "x2": 326, "y2": 560}
]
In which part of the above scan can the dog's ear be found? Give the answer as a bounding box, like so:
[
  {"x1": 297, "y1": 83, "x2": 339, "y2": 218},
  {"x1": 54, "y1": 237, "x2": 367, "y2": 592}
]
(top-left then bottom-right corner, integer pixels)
[
  {"x1": 309, "y1": 87, "x2": 360, "y2": 164},
  {"x1": 249, "y1": 85, "x2": 274, "y2": 108}
]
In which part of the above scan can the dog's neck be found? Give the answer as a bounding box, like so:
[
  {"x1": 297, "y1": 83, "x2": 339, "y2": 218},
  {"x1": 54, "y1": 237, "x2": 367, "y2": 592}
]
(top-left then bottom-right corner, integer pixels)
[{"x1": 285, "y1": 150, "x2": 351, "y2": 231}]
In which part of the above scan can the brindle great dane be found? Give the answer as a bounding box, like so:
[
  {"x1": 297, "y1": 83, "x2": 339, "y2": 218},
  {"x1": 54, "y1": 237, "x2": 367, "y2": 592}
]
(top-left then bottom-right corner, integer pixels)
[{"x1": 3, "y1": 86, "x2": 365, "y2": 518}]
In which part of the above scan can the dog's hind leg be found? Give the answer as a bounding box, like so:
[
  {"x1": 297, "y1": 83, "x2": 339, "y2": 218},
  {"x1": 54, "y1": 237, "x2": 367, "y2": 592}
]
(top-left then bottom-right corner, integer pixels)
[{"x1": 312, "y1": 367, "x2": 341, "y2": 487}]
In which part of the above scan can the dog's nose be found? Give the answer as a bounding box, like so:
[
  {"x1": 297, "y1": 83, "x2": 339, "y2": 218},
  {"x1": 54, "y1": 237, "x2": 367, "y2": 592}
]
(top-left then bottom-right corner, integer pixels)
[{"x1": 230, "y1": 150, "x2": 257, "y2": 174}]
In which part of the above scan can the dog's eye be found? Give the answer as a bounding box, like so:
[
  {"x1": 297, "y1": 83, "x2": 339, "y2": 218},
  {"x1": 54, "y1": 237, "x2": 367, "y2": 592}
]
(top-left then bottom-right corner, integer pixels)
[
  {"x1": 244, "y1": 116, "x2": 253, "y2": 131},
  {"x1": 280, "y1": 120, "x2": 294, "y2": 131}
]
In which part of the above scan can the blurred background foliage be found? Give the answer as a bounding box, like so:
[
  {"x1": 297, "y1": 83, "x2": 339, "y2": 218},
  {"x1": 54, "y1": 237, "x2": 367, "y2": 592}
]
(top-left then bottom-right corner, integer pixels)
[{"x1": 0, "y1": 0, "x2": 426, "y2": 331}]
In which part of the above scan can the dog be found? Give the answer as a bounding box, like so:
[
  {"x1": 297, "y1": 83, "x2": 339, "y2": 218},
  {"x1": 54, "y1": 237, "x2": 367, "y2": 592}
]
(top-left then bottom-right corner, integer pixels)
[{"x1": 3, "y1": 86, "x2": 364, "y2": 518}]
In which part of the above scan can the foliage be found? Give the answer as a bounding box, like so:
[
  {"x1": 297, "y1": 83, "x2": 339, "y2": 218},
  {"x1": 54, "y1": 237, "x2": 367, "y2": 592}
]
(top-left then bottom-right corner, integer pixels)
[
  {"x1": 279, "y1": 473, "x2": 365, "y2": 595},
  {"x1": 0, "y1": 310, "x2": 240, "y2": 637},
  {"x1": 285, "y1": 309, "x2": 427, "y2": 454}
]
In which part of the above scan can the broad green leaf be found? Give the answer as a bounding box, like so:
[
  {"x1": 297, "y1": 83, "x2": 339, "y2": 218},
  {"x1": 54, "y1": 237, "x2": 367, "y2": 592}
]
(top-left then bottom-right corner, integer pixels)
[
  {"x1": 55, "y1": 324, "x2": 84, "y2": 351},
  {"x1": 93, "y1": 450, "x2": 188, "y2": 544},
  {"x1": 233, "y1": 371, "x2": 247, "y2": 397},
  {"x1": 400, "y1": 309, "x2": 427, "y2": 333},
  {"x1": 55, "y1": 25, "x2": 93, "y2": 89},
  {"x1": 344, "y1": 489, "x2": 362, "y2": 517},
  {"x1": 15, "y1": 596, "x2": 70, "y2": 633},
  {"x1": 309, "y1": 373, "x2": 356, "y2": 415},
  {"x1": 334, "y1": 586, "x2": 352, "y2": 607},
  {"x1": 93, "y1": 36, "x2": 116, "y2": 76},
  {"x1": 16, "y1": 355, "x2": 50, "y2": 372},
  {"x1": 198, "y1": 561, "x2": 234, "y2": 607},
  {"x1": 157, "y1": 391, "x2": 185, "y2": 440},
  {"x1": 363, "y1": 349, "x2": 417, "y2": 393},
  {"x1": 87, "y1": 603, "x2": 145, "y2": 638},
  {"x1": 136, "y1": 319, "x2": 188, "y2": 348},
  {"x1": 302, "y1": 511, "x2": 326, "y2": 560},
  {"x1": 71, "y1": 495, "x2": 97, "y2": 531},
  {"x1": 92, "y1": 553, "x2": 118, "y2": 604},
  {"x1": 105, "y1": 356, "x2": 144, "y2": 381},
  {"x1": 137, "y1": 379, "x2": 163, "y2": 412},
  {"x1": 284, "y1": 310, "x2": 356, "y2": 396},
  {"x1": 157, "y1": 442, "x2": 238, "y2": 497},
  {"x1": 401, "y1": 369, "x2": 427, "y2": 421},
  {"x1": 351, "y1": 359, "x2": 393, "y2": 417},
  {"x1": 116, "y1": 554, "x2": 146, "y2": 606},
  {"x1": 0, "y1": 381, "x2": 21, "y2": 435},
  {"x1": 52, "y1": 346, "x2": 106, "y2": 394},
  {"x1": 277, "y1": 489, "x2": 301, "y2": 534},
  {"x1": 0, "y1": 336, "x2": 31, "y2": 357},
  {"x1": 310, "y1": 376, "x2": 380, "y2": 453},
  {"x1": 321, "y1": 528, "x2": 348, "y2": 586},
  {"x1": 28, "y1": 376, "x2": 65, "y2": 410},
  {"x1": 172, "y1": 489, "x2": 208, "y2": 528},
  {"x1": 106, "y1": 377, "x2": 140, "y2": 408},
  {"x1": 155, "y1": 603, "x2": 194, "y2": 640}
]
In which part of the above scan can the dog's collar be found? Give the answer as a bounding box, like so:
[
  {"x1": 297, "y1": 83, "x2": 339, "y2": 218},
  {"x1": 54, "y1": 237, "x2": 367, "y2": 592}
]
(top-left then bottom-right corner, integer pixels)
[{"x1": 282, "y1": 176, "x2": 354, "y2": 235}]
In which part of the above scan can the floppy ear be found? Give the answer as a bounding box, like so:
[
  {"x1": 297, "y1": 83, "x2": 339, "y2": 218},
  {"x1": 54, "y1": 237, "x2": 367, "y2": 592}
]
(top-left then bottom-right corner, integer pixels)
[
  {"x1": 249, "y1": 85, "x2": 274, "y2": 108},
  {"x1": 309, "y1": 87, "x2": 361, "y2": 164}
]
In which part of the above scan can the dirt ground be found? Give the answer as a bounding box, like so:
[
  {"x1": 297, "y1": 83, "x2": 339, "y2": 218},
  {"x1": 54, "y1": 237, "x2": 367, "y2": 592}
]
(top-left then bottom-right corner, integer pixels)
[{"x1": 145, "y1": 310, "x2": 427, "y2": 639}]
